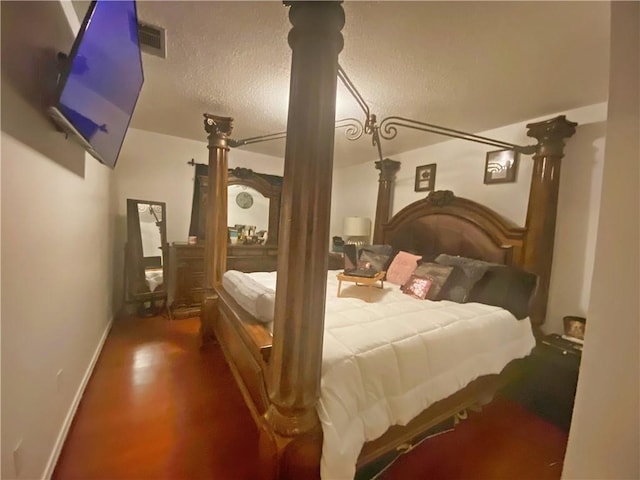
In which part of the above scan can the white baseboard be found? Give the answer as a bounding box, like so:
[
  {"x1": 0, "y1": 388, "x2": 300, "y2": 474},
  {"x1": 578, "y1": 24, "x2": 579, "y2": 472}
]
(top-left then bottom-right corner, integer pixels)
[{"x1": 42, "y1": 318, "x2": 113, "y2": 479}]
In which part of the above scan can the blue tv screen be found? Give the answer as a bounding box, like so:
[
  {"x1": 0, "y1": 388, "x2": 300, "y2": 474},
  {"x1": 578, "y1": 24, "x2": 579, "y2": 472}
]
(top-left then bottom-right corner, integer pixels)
[{"x1": 49, "y1": 0, "x2": 144, "y2": 169}]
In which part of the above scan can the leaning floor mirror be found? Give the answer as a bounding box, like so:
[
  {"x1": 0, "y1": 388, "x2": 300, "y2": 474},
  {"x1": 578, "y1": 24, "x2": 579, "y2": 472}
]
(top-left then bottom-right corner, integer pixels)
[{"x1": 125, "y1": 199, "x2": 169, "y2": 317}]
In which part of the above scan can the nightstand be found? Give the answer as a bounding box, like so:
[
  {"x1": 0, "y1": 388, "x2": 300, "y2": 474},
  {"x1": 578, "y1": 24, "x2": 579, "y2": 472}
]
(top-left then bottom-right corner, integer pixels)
[{"x1": 509, "y1": 334, "x2": 582, "y2": 430}]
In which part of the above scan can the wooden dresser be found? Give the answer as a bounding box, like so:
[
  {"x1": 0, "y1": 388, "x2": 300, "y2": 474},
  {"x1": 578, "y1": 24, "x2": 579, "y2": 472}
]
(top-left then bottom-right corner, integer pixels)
[
  {"x1": 170, "y1": 242, "x2": 278, "y2": 318},
  {"x1": 170, "y1": 242, "x2": 206, "y2": 318}
]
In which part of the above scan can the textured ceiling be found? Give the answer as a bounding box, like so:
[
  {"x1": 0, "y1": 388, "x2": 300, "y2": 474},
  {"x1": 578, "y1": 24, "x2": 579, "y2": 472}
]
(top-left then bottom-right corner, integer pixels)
[{"x1": 75, "y1": 1, "x2": 611, "y2": 167}]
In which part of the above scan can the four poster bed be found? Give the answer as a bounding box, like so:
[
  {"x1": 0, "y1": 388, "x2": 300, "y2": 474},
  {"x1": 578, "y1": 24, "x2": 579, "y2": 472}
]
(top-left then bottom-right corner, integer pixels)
[{"x1": 198, "y1": 3, "x2": 577, "y2": 479}]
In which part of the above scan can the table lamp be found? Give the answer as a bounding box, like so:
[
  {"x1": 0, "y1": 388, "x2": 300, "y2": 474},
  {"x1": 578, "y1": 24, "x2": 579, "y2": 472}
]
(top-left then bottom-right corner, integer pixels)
[{"x1": 343, "y1": 216, "x2": 371, "y2": 247}]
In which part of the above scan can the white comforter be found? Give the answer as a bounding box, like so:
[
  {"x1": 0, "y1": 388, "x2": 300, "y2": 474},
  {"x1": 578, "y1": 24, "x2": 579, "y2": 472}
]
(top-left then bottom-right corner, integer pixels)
[{"x1": 230, "y1": 270, "x2": 536, "y2": 480}]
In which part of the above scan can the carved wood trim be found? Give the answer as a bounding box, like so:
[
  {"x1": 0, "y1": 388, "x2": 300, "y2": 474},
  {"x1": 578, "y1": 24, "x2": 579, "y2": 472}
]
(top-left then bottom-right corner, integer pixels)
[
  {"x1": 125, "y1": 200, "x2": 148, "y2": 296},
  {"x1": 382, "y1": 190, "x2": 527, "y2": 266}
]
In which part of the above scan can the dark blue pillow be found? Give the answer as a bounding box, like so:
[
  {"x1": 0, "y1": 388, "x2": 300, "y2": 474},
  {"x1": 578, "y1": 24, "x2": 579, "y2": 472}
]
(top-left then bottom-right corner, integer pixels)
[
  {"x1": 435, "y1": 254, "x2": 497, "y2": 302},
  {"x1": 467, "y1": 266, "x2": 538, "y2": 319}
]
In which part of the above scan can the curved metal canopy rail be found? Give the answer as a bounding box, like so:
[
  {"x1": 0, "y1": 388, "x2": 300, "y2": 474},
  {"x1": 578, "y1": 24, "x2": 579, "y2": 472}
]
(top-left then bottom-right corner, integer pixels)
[{"x1": 228, "y1": 64, "x2": 538, "y2": 159}]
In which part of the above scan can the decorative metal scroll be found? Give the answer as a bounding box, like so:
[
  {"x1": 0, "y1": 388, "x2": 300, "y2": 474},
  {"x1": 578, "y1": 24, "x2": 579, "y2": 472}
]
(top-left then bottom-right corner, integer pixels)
[
  {"x1": 335, "y1": 117, "x2": 365, "y2": 141},
  {"x1": 225, "y1": 64, "x2": 537, "y2": 157}
]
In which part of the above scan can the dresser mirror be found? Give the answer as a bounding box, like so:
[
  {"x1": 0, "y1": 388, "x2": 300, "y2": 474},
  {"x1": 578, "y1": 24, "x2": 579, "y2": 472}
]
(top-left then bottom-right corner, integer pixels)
[
  {"x1": 195, "y1": 167, "x2": 282, "y2": 245},
  {"x1": 125, "y1": 198, "x2": 168, "y2": 314},
  {"x1": 228, "y1": 184, "x2": 269, "y2": 244}
]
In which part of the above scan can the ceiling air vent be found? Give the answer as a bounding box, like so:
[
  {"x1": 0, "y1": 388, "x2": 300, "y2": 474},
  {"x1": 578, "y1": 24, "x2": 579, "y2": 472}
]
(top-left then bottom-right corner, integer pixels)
[{"x1": 138, "y1": 22, "x2": 166, "y2": 59}]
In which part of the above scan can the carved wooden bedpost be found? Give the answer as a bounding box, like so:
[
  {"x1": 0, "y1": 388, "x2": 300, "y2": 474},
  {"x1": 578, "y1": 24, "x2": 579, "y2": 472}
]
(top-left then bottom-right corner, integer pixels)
[
  {"x1": 261, "y1": 1, "x2": 345, "y2": 478},
  {"x1": 523, "y1": 115, "x2": 577, "y2": 329},
  {"x1": 200, "y1": 114, "x2": 233, "y2": 343},
  {"x1": 372, "y1": 158, "x2": 401, "y2": 243}
]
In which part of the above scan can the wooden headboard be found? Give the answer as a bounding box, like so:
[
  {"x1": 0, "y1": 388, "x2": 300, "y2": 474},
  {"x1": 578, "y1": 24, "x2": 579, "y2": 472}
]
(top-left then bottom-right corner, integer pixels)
[
  {"x1": 374, "y1": 117, "x2": 577, "y2": 329},
  {"x1": 382, "y1": 190, "x2": 526, "y2": 267}
]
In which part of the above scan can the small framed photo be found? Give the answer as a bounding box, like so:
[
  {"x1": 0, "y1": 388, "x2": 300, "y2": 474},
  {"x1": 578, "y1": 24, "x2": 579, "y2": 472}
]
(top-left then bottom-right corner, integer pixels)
[
  {"x1": 484, "y1": 149, "x2": 519, "y2": 184},
  {"x1": 415, "y1": 163, "x2": 437, "y2": 192}
]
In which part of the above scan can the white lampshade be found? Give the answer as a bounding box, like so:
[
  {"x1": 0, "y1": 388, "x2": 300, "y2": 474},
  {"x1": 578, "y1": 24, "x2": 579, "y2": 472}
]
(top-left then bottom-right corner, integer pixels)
[{"x1": 343, "y1": 216, "x2": 371, "y2": 237}]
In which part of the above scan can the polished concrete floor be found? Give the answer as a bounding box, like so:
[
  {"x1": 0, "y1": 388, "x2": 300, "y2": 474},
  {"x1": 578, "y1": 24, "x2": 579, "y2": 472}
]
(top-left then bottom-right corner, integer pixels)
[{"x1": 53, "y1": 315, "x2": 567, "y2": 479}]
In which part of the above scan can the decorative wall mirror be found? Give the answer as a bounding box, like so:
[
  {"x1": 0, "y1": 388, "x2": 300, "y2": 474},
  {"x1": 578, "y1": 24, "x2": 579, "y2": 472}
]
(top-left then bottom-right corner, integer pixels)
[
  {"x1": 194, "y1": 167, "x2": 282, "y2": 246},
  {"x1": 125, "y1": 199, "x2": 168, "y2": 315}
]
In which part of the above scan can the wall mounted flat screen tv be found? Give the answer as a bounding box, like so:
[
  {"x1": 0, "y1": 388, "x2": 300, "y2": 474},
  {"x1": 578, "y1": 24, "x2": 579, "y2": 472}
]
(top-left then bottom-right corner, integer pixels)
[{"x1": 48, "y1": 0, "x2": 144, "y2": 169}]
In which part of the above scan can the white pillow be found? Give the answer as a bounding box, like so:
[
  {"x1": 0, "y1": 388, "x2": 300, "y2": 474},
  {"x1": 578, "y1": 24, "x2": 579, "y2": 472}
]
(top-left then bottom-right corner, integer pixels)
[{"x1": 222, "y1": 270, "x2": 275, "y2": 323}]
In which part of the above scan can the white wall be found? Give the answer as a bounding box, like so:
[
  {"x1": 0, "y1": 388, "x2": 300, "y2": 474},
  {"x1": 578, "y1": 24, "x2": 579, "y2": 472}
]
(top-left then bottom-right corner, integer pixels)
[
  {"x1": 1, "y1": 3, "x2": 114, "y2": 478},
  {"x1": 563, "y1": 2, "x2": 639, "y2": 478},
  {"x1": 331, "y1": 103, "x2": 607, "y2": 334},
  {"x1": 111, "y1": 128, "x2": 283, "y2": 309},
  {"x1": 112, "y1": 128, "x2": 209, "y2": 247}
]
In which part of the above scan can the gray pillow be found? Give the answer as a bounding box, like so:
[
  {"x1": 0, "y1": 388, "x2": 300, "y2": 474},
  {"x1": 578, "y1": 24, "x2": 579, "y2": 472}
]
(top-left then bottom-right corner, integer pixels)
[{"x1": 435, "y1": 254, "x2": 499, "y2": 303}]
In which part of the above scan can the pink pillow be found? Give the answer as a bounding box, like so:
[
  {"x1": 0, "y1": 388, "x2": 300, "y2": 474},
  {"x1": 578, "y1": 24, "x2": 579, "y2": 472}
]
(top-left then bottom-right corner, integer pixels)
[{"x1": 386, "y1": 251, "x2": 421, "y2": 285}]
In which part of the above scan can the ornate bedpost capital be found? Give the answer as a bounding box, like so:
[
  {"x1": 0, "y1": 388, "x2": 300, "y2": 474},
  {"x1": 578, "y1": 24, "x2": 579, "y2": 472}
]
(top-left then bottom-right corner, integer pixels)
[
  {"x1": 526, "y1": 115, "x2": 577, "y2": 158},
  {"x1": 203, "y1": 113, "x2": 234, "y2": 150},
  {"x1": 375, "y1": 158, "x2": 401, "y2": 182}
]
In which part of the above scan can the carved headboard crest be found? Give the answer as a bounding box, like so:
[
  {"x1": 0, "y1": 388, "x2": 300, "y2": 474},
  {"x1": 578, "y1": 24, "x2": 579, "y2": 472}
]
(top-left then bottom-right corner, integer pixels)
[
  {"x1": 426, "y1": 190, "x2": 455, "y2": 207},
  {"x1": 230, "y1": 167, "x2": 254, "y2": 179}
]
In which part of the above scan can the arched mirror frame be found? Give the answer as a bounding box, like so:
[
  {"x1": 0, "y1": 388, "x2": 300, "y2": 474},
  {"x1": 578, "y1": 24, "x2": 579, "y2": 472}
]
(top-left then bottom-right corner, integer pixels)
[
  {"x1": 228, "y1": 167, "x2": 281, "y2": 246},
  {"x1": 199, "y1": 167, "x2": 282, "y2": 246},
  {"x1": 125, "y1": 198, "x2": 169, "y2": 308}
]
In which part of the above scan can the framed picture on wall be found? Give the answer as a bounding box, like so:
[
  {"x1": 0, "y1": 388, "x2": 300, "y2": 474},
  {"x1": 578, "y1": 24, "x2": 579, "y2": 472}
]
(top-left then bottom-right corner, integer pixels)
[
  {"x1": 484, "y1": 149, "x2": 519, "y2": 184},
  {"x1": 415, "y1": 163, "x2": 437, "y2": 192}
]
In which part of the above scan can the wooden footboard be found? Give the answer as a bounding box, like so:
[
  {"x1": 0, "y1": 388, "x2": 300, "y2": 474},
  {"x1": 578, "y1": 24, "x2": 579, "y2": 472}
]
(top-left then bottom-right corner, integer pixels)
[
  {"x1": 210, "y1": 289, "x2": 325, "y2": 480},
  {"x1": 212, "y1": 288, "x2": 272, "y2": 421}
]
